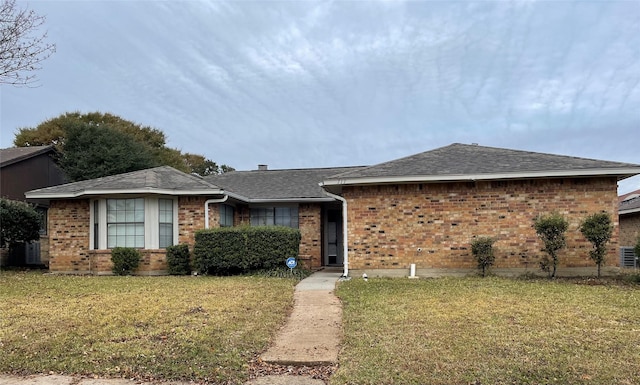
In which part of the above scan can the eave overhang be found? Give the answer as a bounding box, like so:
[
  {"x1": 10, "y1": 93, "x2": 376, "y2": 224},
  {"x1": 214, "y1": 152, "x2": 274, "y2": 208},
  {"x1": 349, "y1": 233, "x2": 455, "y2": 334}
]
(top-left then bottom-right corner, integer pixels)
[
  {"x1": 25, "y1": 188, "x2": 225, "y2": 199},
  {"x1": 619, "y1": 207, "x2": 640, "y2": 215},
  {"x1": 321, "y1": 168, "x2": 640, "y2": 194}
]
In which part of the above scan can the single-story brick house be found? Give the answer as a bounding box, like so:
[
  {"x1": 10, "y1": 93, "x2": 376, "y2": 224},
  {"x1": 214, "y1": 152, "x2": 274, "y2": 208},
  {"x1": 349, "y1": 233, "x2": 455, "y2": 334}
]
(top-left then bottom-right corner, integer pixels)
[{"x1": 26, "y1": 143, "x2": 640, "y2": 277}]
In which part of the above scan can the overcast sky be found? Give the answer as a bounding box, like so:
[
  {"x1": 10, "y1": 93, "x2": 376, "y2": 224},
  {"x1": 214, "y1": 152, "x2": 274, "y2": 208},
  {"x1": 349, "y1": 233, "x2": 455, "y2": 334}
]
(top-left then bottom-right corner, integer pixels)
[{"x1": 1, "y1": 0, "x2": 639, "y2": 193}]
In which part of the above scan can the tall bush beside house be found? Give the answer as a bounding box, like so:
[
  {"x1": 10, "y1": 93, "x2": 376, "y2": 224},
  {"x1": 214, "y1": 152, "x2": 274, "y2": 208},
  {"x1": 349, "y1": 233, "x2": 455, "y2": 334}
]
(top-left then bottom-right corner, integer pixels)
[
  {"x1": 471, "y1": 237, "x2": 495, "y2": 277},
  {"x1": 111, "y1": 247, "x2": 141, "y2": 275},
  {"x1": 533, "y1": 213, "x2": 569, "y2": 278},
  {"x1": 166, "y1": 244, "x2": 191, "y2": 275},
  {"x1": 0, "y1": 198, "x2": 41, "y2": 261},
  {"x1": 579, "y1": 213, "x2": 613, "y2": 278}
]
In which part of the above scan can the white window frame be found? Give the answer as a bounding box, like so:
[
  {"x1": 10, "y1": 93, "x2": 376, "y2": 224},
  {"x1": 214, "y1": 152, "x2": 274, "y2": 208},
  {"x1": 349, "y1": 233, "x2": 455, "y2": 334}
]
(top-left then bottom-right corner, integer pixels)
[{"x1": 90, "y1": 196, "x2": 178, "y2": 250}]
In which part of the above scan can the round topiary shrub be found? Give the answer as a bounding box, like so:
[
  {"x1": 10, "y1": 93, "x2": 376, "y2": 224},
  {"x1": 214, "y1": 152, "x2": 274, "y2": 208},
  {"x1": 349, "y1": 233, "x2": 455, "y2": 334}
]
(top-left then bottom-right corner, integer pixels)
[{"x1": 111, "y1": 247, "x2": 141, "y2": 275}]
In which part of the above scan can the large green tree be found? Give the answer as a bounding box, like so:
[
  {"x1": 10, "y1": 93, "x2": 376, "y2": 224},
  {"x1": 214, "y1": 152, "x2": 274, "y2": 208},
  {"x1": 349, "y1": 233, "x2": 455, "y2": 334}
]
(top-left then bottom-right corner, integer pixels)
[
  {"x1": 60, "y1": 121, "x2": 157, "y2": 181},
  {"x1": 13, "y1": 111, "x2": 233, "y2": 179}
]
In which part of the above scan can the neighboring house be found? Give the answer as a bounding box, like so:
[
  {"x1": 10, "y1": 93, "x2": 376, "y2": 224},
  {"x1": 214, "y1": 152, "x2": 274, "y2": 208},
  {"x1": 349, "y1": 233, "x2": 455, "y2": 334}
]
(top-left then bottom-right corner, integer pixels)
[
  {"x1": 0, "y1": 146, "x2": 67, "y2": 267},
  {"x1": 26, "y1": 143, "x2": 640, "y2": 277},
  {"x1": 619, "y1": 189, "x2": 640, "y2": 267}
]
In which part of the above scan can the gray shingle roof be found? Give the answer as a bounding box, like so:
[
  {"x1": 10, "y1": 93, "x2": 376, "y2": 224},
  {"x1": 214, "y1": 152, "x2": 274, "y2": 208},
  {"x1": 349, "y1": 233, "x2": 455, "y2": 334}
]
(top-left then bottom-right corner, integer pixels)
[
  {"x1": 25, "y1": 166, "x2": 222, "y2": 198},
  {"x1": 325, "y1": 143, "x2": 640, "y2": 182},
  {"x1": 619, "y1": 189, "x2": 640, "y2": 214},
  {"x1": 620, "y1": 197, "x2": 640, "y2": 213},
  {"x1": 205, "y1": 166, "x2": 365, "y2": 201},
  {"x1": 0, "y1": 146, "x2": 56, "y2": 168}
]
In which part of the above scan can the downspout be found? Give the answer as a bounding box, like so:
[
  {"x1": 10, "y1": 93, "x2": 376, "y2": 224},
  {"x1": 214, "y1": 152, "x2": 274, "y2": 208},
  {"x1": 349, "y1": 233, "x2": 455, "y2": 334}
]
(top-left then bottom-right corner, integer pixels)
[
  {"x1": 204, "y1": 196, "x2": 228, "y2": 229},
  {"x1": 323, "y1": 191, "x2": 349, "y2": 277}
]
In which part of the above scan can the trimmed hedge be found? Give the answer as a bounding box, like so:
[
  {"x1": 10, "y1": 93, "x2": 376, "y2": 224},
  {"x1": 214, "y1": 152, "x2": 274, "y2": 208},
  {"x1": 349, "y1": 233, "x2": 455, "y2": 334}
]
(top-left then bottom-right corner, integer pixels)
[
  {"x1": 111, "y1": 247, "x2": 141, "y2": 275},
  {"x1": 193, "y1": 226, "x2": 301, "y2": 275},
  {"x1": 166, "y1": 244, "x2": 191, "y2": 275}
]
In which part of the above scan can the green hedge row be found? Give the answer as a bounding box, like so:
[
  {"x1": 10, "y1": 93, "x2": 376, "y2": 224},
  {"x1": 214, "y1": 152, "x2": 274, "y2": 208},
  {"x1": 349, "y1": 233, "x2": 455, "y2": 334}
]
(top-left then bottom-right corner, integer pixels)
[{"x1": 193, "y1": 226, "x2": 301, "y2": 275}]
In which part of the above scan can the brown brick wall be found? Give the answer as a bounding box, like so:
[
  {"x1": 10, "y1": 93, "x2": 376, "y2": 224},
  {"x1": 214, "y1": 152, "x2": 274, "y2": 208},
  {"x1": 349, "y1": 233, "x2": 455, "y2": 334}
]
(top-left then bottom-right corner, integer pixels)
[
  {"x1": 46, "y1": 197, "x2": 326, "y2": 274},
  {"x1": 48, "y1": 199, "x2": 91, "y2": 273},
  {"x1": 88, "y1": 249, "x2": 168, "y2": 275},
  {"x1": 299, "y1": 204, "x2": 322, "y2": 269},
  {"x1": 343, "y1": 177, "x2": 619, "y2": 273},
  {"x1": 178, "y1": 196, "x2": 208, "y2": 246},
  {"x1": 619, "y1": 212, "x2": 640, "y2": 247},
  {"x1": 47, "y1": 196, "x2": 215, "y2": 274}
]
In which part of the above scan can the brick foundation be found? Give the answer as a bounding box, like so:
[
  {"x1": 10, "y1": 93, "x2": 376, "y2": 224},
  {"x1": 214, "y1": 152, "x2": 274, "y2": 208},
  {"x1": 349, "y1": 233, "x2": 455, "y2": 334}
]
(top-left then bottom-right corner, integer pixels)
[{"x1": 343, "y1": 177, "x2": 619, "y2": 275}]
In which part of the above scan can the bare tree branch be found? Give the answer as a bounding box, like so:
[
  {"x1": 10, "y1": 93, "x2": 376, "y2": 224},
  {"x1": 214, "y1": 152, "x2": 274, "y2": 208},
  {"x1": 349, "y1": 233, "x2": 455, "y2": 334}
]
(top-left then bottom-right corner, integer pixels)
[{"x1": 0, "y1": 0, "x2": 56, "y2": 86}]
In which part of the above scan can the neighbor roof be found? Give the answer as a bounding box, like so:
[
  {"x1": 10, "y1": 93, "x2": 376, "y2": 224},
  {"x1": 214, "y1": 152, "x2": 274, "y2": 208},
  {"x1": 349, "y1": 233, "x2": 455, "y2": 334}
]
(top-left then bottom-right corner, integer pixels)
[
  {"x1": 322, "y1": 143, "x2": 640, "y2": 189},
  {"x1": 619, "y1": 189, "x2": 640, "y2": 215},
  {"x1": 25, "y1": 166, "x2": 223, "y2": 199},
  {"x1": 206, "y1": 166, "x2": 365, "y2": 202},
  {"x1": 0, "y1": 146, "x2": 56, "y2": 168}
]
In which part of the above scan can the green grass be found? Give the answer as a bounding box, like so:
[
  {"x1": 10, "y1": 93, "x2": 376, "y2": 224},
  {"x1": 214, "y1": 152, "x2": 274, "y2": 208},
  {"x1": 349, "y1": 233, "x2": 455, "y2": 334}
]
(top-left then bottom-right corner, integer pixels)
[
  {"x1": 333, "y1": 277, "x2": 640, "y2": 385},
  {"x1": 0, "y1": 271, "x2": 297, "y2": 384}
]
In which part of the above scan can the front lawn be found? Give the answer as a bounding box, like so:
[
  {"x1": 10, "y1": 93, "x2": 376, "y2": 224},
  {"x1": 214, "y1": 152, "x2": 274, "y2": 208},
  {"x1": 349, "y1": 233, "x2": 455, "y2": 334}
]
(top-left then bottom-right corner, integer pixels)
[
  {"x1": 0, "y1": 271, "x2": 297, "y2": 384},
  {"x1": 333, "y1": 277, "x2": 640, "y2": 385}
]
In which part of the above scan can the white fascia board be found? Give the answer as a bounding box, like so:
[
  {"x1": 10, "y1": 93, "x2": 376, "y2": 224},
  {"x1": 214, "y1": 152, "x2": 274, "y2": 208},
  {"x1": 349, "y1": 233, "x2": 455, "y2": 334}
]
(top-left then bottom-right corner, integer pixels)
[
  {"x1": 321, "y1": 168, "x2": 640, "y2": 186},
  {"x1": 245, "y1": 197, "x2": 337, "y2": 203},
  {"x1": 619, "y1": 207, "x2": 640, "y2": 215},
  {"x1": 223, "y1": 190, "x2": 336, "y2": 203},
  {"x1": 25, "y1": 188, "x2": 224, "y2": 199}
]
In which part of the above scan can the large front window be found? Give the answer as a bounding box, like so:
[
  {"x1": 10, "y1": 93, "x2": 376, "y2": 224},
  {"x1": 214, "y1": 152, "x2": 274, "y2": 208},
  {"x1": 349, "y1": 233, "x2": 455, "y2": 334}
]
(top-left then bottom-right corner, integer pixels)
[
  {"x1": 107, "y1": 198, "x2": 145, "y2": 248},
  {"x1": 92, "y1": 197, "x2": 177, "y2": 250},
  {"x1": 250, "y1": 207, "x2": 298, "y2": 228}
]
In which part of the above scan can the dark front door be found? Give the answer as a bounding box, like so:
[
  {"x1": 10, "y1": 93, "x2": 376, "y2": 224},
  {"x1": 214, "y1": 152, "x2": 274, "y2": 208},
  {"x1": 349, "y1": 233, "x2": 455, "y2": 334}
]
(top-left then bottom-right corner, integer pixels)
[{"x1": 325, "y1": 209, "x2": 343, "y2": 266}]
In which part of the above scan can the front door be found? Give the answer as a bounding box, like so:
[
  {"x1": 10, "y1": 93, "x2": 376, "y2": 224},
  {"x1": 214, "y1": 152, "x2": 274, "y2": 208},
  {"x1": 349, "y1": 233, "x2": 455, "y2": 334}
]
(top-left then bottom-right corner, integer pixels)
[{"x1": 325, "y1": 209, "x2": 343, "y2": 266}]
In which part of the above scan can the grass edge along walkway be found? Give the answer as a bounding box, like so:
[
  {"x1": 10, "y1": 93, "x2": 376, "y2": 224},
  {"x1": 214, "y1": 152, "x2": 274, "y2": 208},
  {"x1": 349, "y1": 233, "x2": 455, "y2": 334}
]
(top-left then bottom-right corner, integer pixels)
[
  {"x1": 0, "y1": 272, "x2": 297, "y2": 385},
  {"x1": 332, "y1": 276, "x2": 640, "y2": 385}
]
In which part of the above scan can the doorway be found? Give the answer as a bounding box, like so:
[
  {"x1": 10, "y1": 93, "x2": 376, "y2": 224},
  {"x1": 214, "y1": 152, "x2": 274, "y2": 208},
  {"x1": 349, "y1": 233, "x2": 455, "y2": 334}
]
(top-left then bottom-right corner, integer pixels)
[{"x1": 324, "y1": 208, "x2": 343, "y2": 266}]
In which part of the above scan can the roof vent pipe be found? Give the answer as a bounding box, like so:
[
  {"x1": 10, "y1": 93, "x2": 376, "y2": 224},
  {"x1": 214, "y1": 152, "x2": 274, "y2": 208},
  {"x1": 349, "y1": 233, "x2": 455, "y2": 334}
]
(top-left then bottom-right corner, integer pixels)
[{"x1": 258, "y1": 164, "x2": 268, "y2": 171}]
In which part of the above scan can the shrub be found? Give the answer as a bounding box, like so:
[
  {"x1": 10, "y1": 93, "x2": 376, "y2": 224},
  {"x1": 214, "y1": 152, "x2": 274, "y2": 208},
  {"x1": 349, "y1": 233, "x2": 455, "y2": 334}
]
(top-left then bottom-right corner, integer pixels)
[
  {"x1": 471, "y1": 237, "x2": 495, "y2": 277},
  {"x1": 166, "y1": 244, "x2": 191, "y2": 275},
  {"x1": 193, "y1": 226, "x2": 301, "y2": 275},
  {"x1": 635, "y1": 235, "x2": 640, "y2": 263},
  {"x1": 111, "y1": 247, "x2": 141, "y2": 275},
  {"x1": 0, "y1": 198, "x2": 41, "y2": 250},
  {"x1": 533, "y1": 213, "x2": 569, "y2": 278},
  {"x1": 579, "y1": 212, "x2": 613, "y2": 278}
]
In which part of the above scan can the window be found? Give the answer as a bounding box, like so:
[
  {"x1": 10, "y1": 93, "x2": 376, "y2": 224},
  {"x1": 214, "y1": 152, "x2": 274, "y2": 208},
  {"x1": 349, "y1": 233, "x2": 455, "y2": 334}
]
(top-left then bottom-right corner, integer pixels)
[
  {"x1": 92, "y1": 197, "x2": 177, "y2": 250},
  {"x1": 93, "y1": 200, "x2": 99, "y2": 250},
  {"x1": 35, "y1": 207, "x2": 48, "y2": 235},
  {"x1": 158, "y1": 199, "x2": 173, "y2": 248},
  {"x1": 220, "y1": 204, "x2": 234, "y2": 227},
  {"x1": 107, "y1": 198, "x2": 145, "y2": 248},
  {"x1": 250, "y1": 206, "x2": 298, "y2": 228}
]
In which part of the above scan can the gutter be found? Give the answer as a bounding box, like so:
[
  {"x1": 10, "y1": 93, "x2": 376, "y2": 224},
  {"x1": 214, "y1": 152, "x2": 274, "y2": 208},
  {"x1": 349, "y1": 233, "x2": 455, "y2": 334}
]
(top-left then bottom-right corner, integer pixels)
[
  {"x1": 321, "y1": 168, "x2": 640, "y2": 187},
  {"x1": 322, "y1": 190, "x2": 349, "y2": 278},
  {"x1": 205, "y1": 196, "x2": 228, "y2": 229}
]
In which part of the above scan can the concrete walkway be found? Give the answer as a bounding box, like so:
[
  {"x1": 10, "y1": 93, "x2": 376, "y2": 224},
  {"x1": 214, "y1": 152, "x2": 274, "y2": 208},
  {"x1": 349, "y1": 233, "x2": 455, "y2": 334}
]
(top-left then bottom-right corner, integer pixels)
[
  {"x1": 258, "y1": 270, "x2": 343, "y2": 366},
  {"x1": 1, "y1": 270, "x2": 343, "y2": 385}
]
